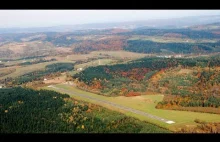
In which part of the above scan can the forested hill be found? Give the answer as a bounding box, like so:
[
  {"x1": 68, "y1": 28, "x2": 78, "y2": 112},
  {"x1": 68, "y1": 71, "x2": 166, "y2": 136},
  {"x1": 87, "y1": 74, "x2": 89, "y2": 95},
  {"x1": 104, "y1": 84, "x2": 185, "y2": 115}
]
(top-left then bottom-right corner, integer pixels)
[
  {"x1": 124, "y1": 40, "x2": 220, "y2": 54},
  {"x1": 73, "y1": 56, "x2": 220, "y2": 85},
  {"x1": 73, "y1": 56, "x2": 220, "y2": 114},
  {"x1": 122, "y1": 24, "x2": 220, "y2": 54}
]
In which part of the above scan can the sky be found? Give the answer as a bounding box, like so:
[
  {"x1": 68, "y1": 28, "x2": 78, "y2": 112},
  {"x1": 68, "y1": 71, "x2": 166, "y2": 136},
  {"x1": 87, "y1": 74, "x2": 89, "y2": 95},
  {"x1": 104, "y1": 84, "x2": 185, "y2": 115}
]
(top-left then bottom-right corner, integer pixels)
[{"x1": 0, "y1": 10, "x2": 220, "y2": 28}]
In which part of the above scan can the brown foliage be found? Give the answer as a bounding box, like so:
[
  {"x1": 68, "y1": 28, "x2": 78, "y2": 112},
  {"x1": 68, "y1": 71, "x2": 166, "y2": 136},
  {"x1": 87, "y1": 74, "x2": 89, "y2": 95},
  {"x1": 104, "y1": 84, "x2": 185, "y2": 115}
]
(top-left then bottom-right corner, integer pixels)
[
  {"x1": 116, "y1": 68, "x2": 150, "y2": 81},
  {"x1": 125, "y1": 91, "x2": 141, "y2": 97},
  {"x1": 91, "y1": 80, "x2": 102, "y2": 90},
  {"x1": 120, "y1": 88, "x2": 128, "y2": 96},
  {"x1": 179, "y1": 121, "x2": 220, "y2": 133},
  {"x1": 72, "y1": 36, "x2": 127, "y2": 53}
]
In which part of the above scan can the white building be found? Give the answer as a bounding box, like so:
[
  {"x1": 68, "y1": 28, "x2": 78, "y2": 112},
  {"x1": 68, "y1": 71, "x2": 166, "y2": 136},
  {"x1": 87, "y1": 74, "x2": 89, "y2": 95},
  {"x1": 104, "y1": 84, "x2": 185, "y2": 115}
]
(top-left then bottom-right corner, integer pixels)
[
  {"x1": 0, "y1": 84, "x2": 4, "y2": 88},
  {"x1": 44, "y1": 78, "x2": 47, "y2": 81},
  {"x1": 157, "y1": 55, "x2": 172, "y2": 58},
  {"x1": 77, "y1": 68, "x2": 83, "y2": 71},
  {"x1": 174, "y1": 54, "x2": 182, "y2": 58},
  {"x1": 164, "y1": 55, "x2": 171, "y2": 58}
]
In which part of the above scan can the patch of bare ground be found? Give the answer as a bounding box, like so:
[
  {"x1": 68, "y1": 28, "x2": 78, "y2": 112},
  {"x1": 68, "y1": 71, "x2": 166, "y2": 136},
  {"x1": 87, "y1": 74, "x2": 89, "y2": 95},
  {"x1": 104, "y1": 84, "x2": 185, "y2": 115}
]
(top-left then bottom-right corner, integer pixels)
[
  {"x1": 43, "y1": 76, "x2": 66, "y2": 84},
  {"x1": 0, "y1": 41, "x2": 75, "y2": 59},
  {"x1": 0, "y1": 68, "x2": 16, "y2": 77},
  {"x1": 91, "y1": 51, "x2": 149, "y2": 59},
  {"x1": 0, "y1": 66, "x2": 17, "y2": 77},
  {"x1": 54, "y1": 47, "x2": 72, "y2": 53}
]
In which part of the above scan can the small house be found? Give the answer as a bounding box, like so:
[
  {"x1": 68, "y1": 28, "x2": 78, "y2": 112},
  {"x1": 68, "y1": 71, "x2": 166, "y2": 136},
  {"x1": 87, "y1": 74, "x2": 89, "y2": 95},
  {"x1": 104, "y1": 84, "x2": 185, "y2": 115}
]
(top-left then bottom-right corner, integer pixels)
[
  {"x1": 77, "y1": 68, "x2": 83, "y2": 71},
  {"x1": 0, "y1": 84, "x2": 4, "y2": 88},
  {"x1": 174, "y1": 54, "x2": 182, "y2": 58},
  {"x1": 164, "y1": 55, "x2": 171, "y2": 58},
  {"x1": 44, "y1": 78, "x2": 47, "y2": 81}
]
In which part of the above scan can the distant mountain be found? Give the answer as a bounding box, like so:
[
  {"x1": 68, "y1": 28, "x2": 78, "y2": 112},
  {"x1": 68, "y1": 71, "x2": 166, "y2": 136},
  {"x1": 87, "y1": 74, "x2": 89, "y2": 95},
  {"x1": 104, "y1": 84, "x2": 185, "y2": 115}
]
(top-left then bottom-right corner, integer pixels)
[
  {"x1": 1, "y1": 15, "x2": 220, "y2": 34},
  {"x1": 189, "y1": 22, "x2": 220, "y2": 31},
  {"x1": 1, "y1": 22, "x2": 220, "y2": 59}
]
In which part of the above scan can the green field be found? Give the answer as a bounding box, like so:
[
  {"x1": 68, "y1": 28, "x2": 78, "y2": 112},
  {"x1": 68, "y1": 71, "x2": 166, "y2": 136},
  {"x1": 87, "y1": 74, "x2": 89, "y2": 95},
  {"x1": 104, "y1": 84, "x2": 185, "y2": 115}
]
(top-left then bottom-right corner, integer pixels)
[
  {"x1": 0, "y1": 61, "x2": 74, "y2": 80},
  {"x1": 90, "y1": 51, "x2": 150, "y2": 59},
  {"x1": 44, "y1": 83, "x2": 220, "y2": 131},
  {"x1": 75, "y1": 59, "x2": 114, "y2": 68},
  {"x1": 2, "y1": 59, "x2": 33, "y2": 66}
]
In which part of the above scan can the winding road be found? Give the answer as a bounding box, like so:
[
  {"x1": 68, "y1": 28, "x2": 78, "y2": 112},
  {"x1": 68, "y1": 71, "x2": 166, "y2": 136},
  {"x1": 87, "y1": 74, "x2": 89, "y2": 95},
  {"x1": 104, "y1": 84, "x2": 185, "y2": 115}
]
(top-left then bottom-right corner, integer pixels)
[{"x1": 48, "y1": 85, "x2": 175, "y2": 124}]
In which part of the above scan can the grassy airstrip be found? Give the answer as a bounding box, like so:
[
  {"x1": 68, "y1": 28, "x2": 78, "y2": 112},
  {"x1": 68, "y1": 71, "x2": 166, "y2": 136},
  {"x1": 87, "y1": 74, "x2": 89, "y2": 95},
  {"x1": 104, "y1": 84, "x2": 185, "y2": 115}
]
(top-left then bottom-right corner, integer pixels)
[{"x1": 44, "y1": 83, "x2": 220, "y2": 131}]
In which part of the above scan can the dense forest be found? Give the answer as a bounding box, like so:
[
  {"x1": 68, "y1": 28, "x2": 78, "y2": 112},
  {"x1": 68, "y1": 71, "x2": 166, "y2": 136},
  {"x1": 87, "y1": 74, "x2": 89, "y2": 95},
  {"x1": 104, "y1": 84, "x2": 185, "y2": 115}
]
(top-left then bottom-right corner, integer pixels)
[
  {"x1": 155, "y1": 68, "x2": 220, "y2": 113},
  {"x1": 46, "y1": 34, "x2": 79, "y2": 47},
  {"x1": 0, "y1": 87, "x2": 170, "y2": 133},
  {"x1": 74, "y1": 57, "x2": 220, "y2": 85},
  {"x1": 124, "y1": 40, "x2": 220, "y2": 54},
  {"x1": 120, "y1": 29, "x2": 220, "y2": 39}
]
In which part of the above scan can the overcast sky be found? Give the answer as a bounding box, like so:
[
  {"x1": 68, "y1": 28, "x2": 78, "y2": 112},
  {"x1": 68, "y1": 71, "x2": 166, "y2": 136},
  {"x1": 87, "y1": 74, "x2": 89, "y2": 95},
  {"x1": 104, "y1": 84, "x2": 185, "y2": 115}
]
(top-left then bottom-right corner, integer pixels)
[{"x1": 0, "y1": 10, "x2": 220, "y2": 28}]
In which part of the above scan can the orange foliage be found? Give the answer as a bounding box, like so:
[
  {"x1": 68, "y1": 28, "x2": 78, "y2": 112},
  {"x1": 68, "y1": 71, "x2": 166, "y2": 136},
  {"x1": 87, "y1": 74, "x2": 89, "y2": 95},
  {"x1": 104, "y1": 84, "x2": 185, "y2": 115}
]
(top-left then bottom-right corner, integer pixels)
[
  {"x1": 91, "y1": 80, "x2": 102, "y2": 90},
  {"x1": 120, "y1": 88, "x2": 128, "y2": 95},
  {"x1": 125, "y1": 91, "x2": 141, "y2": 97},
  {"x1": 117, "y1": 68, "x2": 150, "y2": 81}
]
